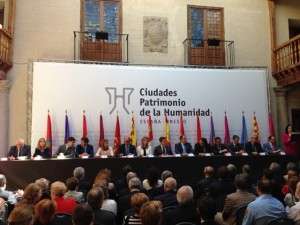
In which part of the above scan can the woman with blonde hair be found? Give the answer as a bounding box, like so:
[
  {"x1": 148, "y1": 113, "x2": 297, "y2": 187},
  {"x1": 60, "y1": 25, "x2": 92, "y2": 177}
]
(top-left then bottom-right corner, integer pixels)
[
  {"x1": 137, "y1": 137, "x2": 153, "y2": 157},
  {"x1": 96, "y1": 139, "x2": 114, "y2": 157},
  {"x1": 34, "y1": 199, "x2": 56, "y2": 225},
  {"x1": 33, "y1": 138, "x2": 51, "y2": 158}
]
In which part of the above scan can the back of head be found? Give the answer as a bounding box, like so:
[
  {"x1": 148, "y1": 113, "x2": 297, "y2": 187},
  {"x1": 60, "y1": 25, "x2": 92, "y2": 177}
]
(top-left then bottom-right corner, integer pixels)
[
  {"x1": 93, "y1": 179, "x2": 108, "y2": 200},
  {"x1": 235, "y1": 174, "x2": 248, "y2": 190},
  {"x1": 128, "y1": 177, "x2": 141, "y2": 190},
  {"x1": 146, "y1": 166, "x2": 159, "y2": 187},
  {"x1": 161, "y1": 170, "x2": 173, "y2": 183},
  {"x1": 122, "y1": 165, "x2": 133, "y2": 178},
  {"x1": 197, "y1": 195, "x2": 216, "y2": 221},
  {"x1": 204, "y1": 166, "x2": 214, "y2": 177},
  {"x1": 87, "y1": 187, "x2": 104, "y2": 210},
  {"x1": 242, "y1": 165, "x2": 251, "y2": 174},
  {"x1": 72, "y1": 204, "x2": 93, "y2": 225},
  {"x1": 35, "y1": 178, "x2": 50, "y2": 193},
  {"x1": 164, "y1": 177, "x2": 177, "y2": 192},
  {"x1": 177, "y1": 185, "x2": 193, "y2": 206},
  {"x1": 131, "y1": 193, "x2": 149, "y2": 214},
  {"x1": 73, "y1": 167, "x2": 85, "y2": 179},
  {"x1": 270, "y1": 162, "x2": 281, "y2": 174},
  {"x1": 257, "y1": 178, "x2": 272, "y2": 195},
  {"x1": 34, "y1": 199, "x2": 56, "y2": 224},
  {"x1": 126, "y1": 172, "x2": 137, "y2": 184},
  {"x1": 7, "y1": 205, "x2": 34, "y2": 225},
  {"x1": 51, "y1": 181, "x2": 67, "y2": 198},
  {"x1": 217, "y1": 166, "x2": 229, "y2": 180},
  {"x1": 287, "y1": 162, "x2": 298, "y2": 172},
  {"x1": 66, "y1": 177, "x2": 79, "y2": 191},
  {"x1": 227, "y1": 164, "x2": 237, "y2": 175},
  {"x1": 140, "y1": 201, "x2": 163, "y2": 225},
  {"x1": 0, "y1": 174, "x2": 6, "y2": 187},
  {"x1": 23, "y1": 183, "x2": 41, "y2": 203}
]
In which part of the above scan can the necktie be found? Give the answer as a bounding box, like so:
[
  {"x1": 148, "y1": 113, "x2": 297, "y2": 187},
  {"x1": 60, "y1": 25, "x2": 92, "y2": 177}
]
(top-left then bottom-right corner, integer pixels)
[
  {"x1": 18, "y1": 149, "x2": 20, "y2": 157},
  {"x1": 143, "y1": 148, "x2": 146, "y2": 156},
  {"x1": 183, "y1": 144, "x2": 186, "y2": 153},
  {"x1": 84, "y1": 147, "x2": 86, "y2": 153},
  {"x1": 126, "y1": 146, "x2": 129, "y2": 155},
  {"x1": 163, "y1": 146, "x2": 166, "y2": 155}
]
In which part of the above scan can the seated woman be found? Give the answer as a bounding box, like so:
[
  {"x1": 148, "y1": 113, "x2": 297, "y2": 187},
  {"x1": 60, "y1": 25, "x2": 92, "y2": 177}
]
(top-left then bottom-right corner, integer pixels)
[
  {"x1": 142, "y1": 166, "x2": 163, "y2": 191},
  {"x1": 96, "y1": 139, "x2": 114, "y2": 157},
  {"x1": 33, "y1": 138, "x2": 51, "y2": 159},
  {"x1": 137, "y1": 137, "x2": 153, "y2": 156},
  {"x1": 94, "y1": 179, "x2": 117, "y2": 215},
  {"x1": 7, "y1": 205, "x2": 34, "y2": 225},
  {"x1": 16, "y1": 183, "x2": 42, "y2": 207},
  {"x1": 34, "y1": 199, "x2": 56, "y2": 225},
  {"x1": 51, "y1": 181, "x2": 76, "y2": 214},
  {"x1": 64, "y1": 177, "x2": 85, "y2": 203}
]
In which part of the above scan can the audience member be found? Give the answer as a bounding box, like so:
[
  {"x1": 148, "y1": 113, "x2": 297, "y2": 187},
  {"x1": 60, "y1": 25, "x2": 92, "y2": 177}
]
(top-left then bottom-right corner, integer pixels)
[
  {"x1": 33, "y1": 199, "x2": 56, "y2": 225},
  {"x1": 117, "y1": 136, "x2": 137, "y2": 157},
  {"x1": 227, "y1": 135, "x2": 244, "y2": 155},
  {"x1": 194, "y1": 138, "x2": 212, "y2": 155},
  {"x1": 154, "y1": 177, "x2": 178, "y2": 208},
  {"x1": 151, "y1": 170, "x2": 173, "y2": 197},
  {"x1": 87, "y1": 187, "x2": 115, "y2": 225},
  {"x1": 73, "y1": 167, "x2": 92, "y2": 192},
  {"x1": 284, "y1": 162, "x2": 298, "y2": 183},
  {"x1": 212, "y1": 137, "x2": 228, "y2": 155},
  {"x1": 153, "y1": 137, "x2": 173, "y2": 156},
  {"x1": 64, "y1": 177, "x2": 85, "y2": 203},
  {"x1": 245, "y1": 134, "x2": 263, "y2": 155},
  {"x1": 0, "y1": 174, "x2": 23, "y2": 205},
  {"x1": 140, "y1": 201, "x2": 163, "y2": 225},
  {"x1": 118, "y1": 172, "x2": 137, "y2": 198},
  {"x1": 262, "y1": 168, "x2": 284, "y2": 203},
  {"x1": 115, "y1": 165, "x2": 133, "y2": 197},
  {"x1": 142, "y1": 166, "x2": 163, "y2": 191},
  {"x1": 287, "y1": 181, "x2": 300, "y2": 225},
  {"x1": 35, "y1": 178, "x2": 50, "y2": 200},
  {"x1": 72, "y1": 203, "x2": 94, "y2": 225},
  {"x1": 242, "y1": 179, "x2": 286, "y2": 225},
  {"x1": 215, "y1": 174, "x2": 256, "y2": 225},
  {"x1": 7, "y1": 138, "x2": 31, "y2": 160},
  {"x1": 50, "y1": 181, "x2": 76, "y2": 213},
  {"x1": 96, "y1": 139, "x2": 114, "y2": 157},
  {"x1": 33, "y1": 138, "x2": 51, "y2": 159},
  {"x1": 7, "y1": 205, "x2": 34, "y2": 225},
  {"x1": 194, "y1": 166, "x2": 217, "y2": 199},
  {"x1": 162, "y1": 185, "x2": 200, "y2": 225},
  {"x1": 137, "y1": 136, "x2": 153, "y2": 157},
  {"x1": 94, "y1": 168, "x2": 116, "y2": 200},
  {"x1": 53, "y1": 137, "x2": 76, "y2": 158},
  {"x1": 75, "y1": 136, "x2": 94, "y2": 158},
  {"x1": 284, "y1": 176, "x2": 299, "y2": 207},
  {"x1": 123, "y1": 193, "x2": 149, "y2": 225},
  {"x1": 227, "y1": 164, "x2": 237, "y2": 182},
  {"x1": 197, "y1": 195, "x2": 218, "y2": 225},
  {"x1": 16, "y1": 183, "x2": 42, "y2": 207},
  {"x1": 175, "y1": 135, "x2": 193, "y2": 156}
]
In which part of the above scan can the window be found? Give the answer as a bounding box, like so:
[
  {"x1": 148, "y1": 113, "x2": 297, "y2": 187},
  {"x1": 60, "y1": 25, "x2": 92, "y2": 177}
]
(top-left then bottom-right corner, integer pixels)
[{"x1": 187, "y1": 6, "x2": 224, "y2": 65}]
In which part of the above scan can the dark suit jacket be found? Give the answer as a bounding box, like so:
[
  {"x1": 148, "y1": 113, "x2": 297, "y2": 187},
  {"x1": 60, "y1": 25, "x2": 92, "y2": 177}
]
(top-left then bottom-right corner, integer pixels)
[
  {"x1": 245, "y1": 142, "x2": 263, "y2": 155},
  {"x1": 78, "y1": 179, "x2": 92, "y2": 192},
  {"x1": 7, "y1": 145, "x2": 31, "y2": 159},
  {"x1": 211, "y1": 144, "x2": 227, "y2": 155},
  {"x1": 53, "y1": 145, "x2": 75, "y2": 158},
  {"x1": 194, "y1": 143, "x2": 212, "y2": 155},
  {"x1": 154, "y1": 145, "x2": 173, "y2": 156},
  {"x1": 117, "y1": 144, "x2": 137, "y2": 156},
  {"x1": 154, "y1": 191, "x2": 179, "y2": 208},
  {"x1": 194, "y1": 176, "x2": 217, "y2": 199},
  {"x1": 227, "y1": 142, "x2": 243, "y2": 154},
  {"x1": 93, "y1": 208, "x2": 116, "y2": 225},
  {"x1": 263, "y1": 142, "x2": 281, "y2": 155},
  {"x1": 175, "y1": 142, "x2": 193, "y2": 154},
  {"x1": 162, "y1": 204, "x2": 200, "y2": 225},
  {"x1": 33, "y1": 147, "x2": 51, "y2": 158},
  {"x1": 117, "y1": 190, "x2": 140, "y2": 224},
  {"x1": 208, "y1": 180, "x2": 236, "y2": 199},
  {"x1": 75, "y1": 144, "x2": 94, "y2": 158}
]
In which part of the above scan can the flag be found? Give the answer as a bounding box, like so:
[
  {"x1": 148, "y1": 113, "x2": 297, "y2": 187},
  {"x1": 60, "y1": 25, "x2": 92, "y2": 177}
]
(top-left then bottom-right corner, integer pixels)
[
  {"x1": 64, "y1": 114, "x2": 70, "y2": 144},
  {"x1": 241, "y1": 112, "x2": 248, "y2": 148},
  {"x1": 253, "y1": 112, "x2": 260, "y2": 141},
  {"x1": 196, "y1": 114, "x2": 202, "y2": 142},
  {"x1": 165, "y1": 115, "x2": 171, "y2": 146},
  {"x1": 269, "y1": 113, "x2": 275, "y2": 136},
  {"x1": 224, "y1": 112, "x2": 230, "y2": 145},
  {"x1": 130, "y1": 113, "x2": 137, "y2": 147},
  {"x1": 179, "y1": 114, "x2": 185, "y2": 136},
  {"x1": 46, "y1": 113, "x2": 52, "y2": 153},
  {"x1": 83, "y1": 112, "x2": 87, "y2": 137},
  {"x1": 113, "y1": 115, "x2": 121, "y2": 155},
  {"x1": 99, "y1": 113, "x2": 104, "y2": 147},
  {"x1": 209, "y1": 114, "x2": 215, "y2": 145},
  {"x1": 148, "y1": 115, "x2": 153, "y2": 143}
]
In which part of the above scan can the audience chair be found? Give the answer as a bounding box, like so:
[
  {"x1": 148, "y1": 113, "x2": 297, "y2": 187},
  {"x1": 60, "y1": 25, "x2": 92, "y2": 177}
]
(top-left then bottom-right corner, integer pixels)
[
  {"x1": 267, "y1": 218, "x2": 295, "y2": 225},
  {"x1": 216, "y1": 195, "x2": 227, "y2": 212},
  {"x1": 52, "y1": 213, "x2": 72, "y2": 225},
  {"x1": 253, "y1": 216, "x2": 274, "y2": 225},
  {"x1": 175, "y1": 222, "x2": 197, "y2": 225},
  {"x1": 236, "y1": 204, "x2": 248, "y2": 225},
  {"x1": 163, "y1": 205, "x2": 178, "y2": 212}
]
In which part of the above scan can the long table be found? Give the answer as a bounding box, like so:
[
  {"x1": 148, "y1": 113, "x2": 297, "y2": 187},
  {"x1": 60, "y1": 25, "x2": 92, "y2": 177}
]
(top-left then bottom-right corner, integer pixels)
[{"x1": 0, "y1": 155, "x2": 297, "y2": 190}]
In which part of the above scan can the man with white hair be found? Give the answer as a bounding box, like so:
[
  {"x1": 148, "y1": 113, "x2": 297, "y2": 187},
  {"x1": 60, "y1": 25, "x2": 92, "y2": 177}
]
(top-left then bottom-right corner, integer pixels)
[
  {"x1": 7, "y1": 138, "x2": 31, "y2": 160},
  {"x1": 287, "y1": 181, "x2": 300, "y2": 224},
  {"x1": 73, "y1": 167, "x2": 92, "y2": 192},
  {"x1": 162, "y1": 185, "x2": 199, "y2": 225},
  {"x1": 154, "y1": 177, "x2": 178, "y2": 208}
]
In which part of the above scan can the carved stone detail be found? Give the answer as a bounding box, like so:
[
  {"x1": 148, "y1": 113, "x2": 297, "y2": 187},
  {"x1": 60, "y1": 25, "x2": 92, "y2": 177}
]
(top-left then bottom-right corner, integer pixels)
[{"x1": 143, "y1": 17, "x2": 168, "y2": 53}]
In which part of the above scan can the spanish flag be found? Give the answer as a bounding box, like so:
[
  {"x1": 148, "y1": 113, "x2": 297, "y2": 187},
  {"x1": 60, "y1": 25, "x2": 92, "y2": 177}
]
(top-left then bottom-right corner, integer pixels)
[{"x1": 165, "y1": 115, "x2": 171, "y2": 146}]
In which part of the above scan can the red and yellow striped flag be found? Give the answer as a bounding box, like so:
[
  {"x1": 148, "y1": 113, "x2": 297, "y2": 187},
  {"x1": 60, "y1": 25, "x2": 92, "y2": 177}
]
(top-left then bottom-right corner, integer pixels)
[
  {"x1": 253, "y1": 111, "x2": 260, "y2": 141},
  {"x1": 130, "y1": 113, "x2": 137, "y2": 147},
  {"x1": 165, "y1": 115, "x2": 171, "y2": 146}
]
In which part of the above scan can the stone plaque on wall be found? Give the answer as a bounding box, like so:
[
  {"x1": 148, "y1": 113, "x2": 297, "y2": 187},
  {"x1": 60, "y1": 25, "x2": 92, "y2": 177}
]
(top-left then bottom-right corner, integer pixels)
[{"x1": 143, "y1": 17, "x2": 168, "y2": 53}]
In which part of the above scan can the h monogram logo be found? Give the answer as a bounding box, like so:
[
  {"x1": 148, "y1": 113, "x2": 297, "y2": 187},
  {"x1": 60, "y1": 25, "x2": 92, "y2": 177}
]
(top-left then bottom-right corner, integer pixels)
[{"x1": 105, "y1": 87, "x2": 134, "y2": 114}]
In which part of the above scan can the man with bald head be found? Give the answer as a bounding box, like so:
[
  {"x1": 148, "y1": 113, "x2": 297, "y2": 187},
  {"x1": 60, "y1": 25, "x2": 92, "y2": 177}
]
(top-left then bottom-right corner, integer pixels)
[
  {"x1": 7, "y1": 138, "x2": 31, "y2": 160},
  {"x1": 154, "y1": 177, "x2": 178, "y2": 208},
  {"x1": 117, "y1": 136, "x2": 137, "y2": 157},
  {"x1": 163, "y1": 185, "x2": 200, "y2": 225},
  {"x1": 194, "y1": 166, "x2": 217, "y2": 199}
]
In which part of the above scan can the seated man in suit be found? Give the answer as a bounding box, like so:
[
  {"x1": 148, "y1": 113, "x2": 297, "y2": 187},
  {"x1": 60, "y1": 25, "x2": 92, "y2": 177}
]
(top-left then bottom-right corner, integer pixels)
[
  {"x1": 154, "y1": 137, "x2": 173, "y2": 156},
  {"x1": 212, "y1": 137, "x2": 228, "y2": 155},
  {"x1": 194, "y1": 138, "x2": 212, "y2": 155},
  {"x1": 117, "y1": 136, "x2": 137, "y2": 157},
  {"x1": 7, "y1": 138, "x2": 31, "y2": 160},
  {"x1": 175, "y1": 135, "x2": 193, "y2": 156},
  {"x1": 245, "y1": 134, "x2": 263, "y2": 155},
  {"x1": 263, "y1": 135, "x2": 282, "y2": 155},
  {"x1": 227, "y1": 135, "x2": 244, "y2": 155},
  {"x1": 197, "y1": 195, "x2": 218, "y2": 225},
  {"x1": 53, "y1": 137, "x2": 76, "y2": 158},
  {"x1": 75, "y1": 137, "x2": 94, "y2": 158},
  {"x1": 194, "y1": 166, "x2": 217, "y2": 199},
  {"x1": 154, "y1": 177, "x2": 179, "y2": 208}
]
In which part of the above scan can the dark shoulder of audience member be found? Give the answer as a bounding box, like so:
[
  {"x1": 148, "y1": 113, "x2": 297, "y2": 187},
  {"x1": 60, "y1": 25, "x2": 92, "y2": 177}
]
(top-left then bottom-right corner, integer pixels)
[
  {"x1": 116, "y1": 165, "x2": 133, "y2": 195},
  {"x1": 73, "y1": 167, "x2": 92, "y2": 192},
  {"x1": 260, "y1": 169, "x2": 284, "y2": 202},
  {"x1": 72, "y1": 203, "x2": 93, "y2": 225},
  {"x1": 197, "y1": 195, "x2": 217, "y2": 225}
]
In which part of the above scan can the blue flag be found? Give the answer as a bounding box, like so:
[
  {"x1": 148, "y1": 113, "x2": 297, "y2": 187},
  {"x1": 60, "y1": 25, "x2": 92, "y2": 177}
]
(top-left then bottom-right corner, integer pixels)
[
  {"x1": 241, "y1": 114, "x2": 248, "y2": 148},
  {"x1": 209, "y1": 115, "x2": 215, "y2": 145},
  {"x1": 64, "y1": 114, "x2": 70, "y2": 144}
]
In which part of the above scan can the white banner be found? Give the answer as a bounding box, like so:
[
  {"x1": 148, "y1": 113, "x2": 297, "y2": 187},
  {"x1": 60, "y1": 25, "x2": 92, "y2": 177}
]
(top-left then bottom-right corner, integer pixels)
[{"x1": 31, "y1": 62, "x2": 268, "y2": 153}]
